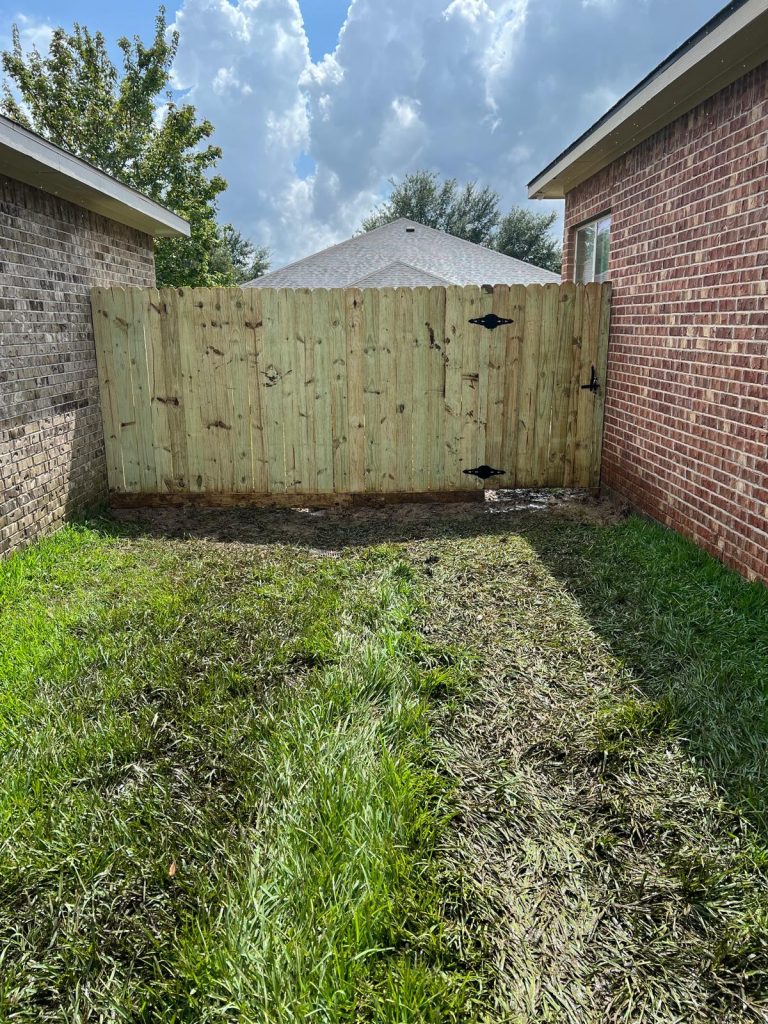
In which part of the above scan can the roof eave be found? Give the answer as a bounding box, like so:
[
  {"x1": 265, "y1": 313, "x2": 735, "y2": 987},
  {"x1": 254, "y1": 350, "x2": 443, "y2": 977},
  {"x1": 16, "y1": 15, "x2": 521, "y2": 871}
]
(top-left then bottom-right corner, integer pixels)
[
  {"x1": 528, "y1": 0, "x2": 768, "y2": 200},
  {"x1": 0, "y1": 117, "x2": 190, "y2": 238}
]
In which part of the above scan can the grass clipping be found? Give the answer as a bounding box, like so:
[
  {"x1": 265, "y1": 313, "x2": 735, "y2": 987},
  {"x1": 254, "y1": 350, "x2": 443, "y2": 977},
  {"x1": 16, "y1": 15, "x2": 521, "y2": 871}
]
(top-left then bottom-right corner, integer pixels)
[{"x1": 421, "y1": 519, "x2": 768, "y2": 1024}]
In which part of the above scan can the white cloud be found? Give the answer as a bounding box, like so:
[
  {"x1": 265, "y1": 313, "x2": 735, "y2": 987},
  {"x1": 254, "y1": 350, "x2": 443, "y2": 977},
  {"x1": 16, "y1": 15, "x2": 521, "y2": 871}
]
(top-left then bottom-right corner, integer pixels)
[
  {"x1": 169, "y1": 0, "x2": 725, "y2": 267},
  {"x1": 442, "y1": 0, "x2": 496, "y2": 26},
  {"x1": 12, "y1": 14, "x2": 54, "y2": 51},
  {"x1": 0, "y1": 15, "x2": 55, "y2": 121},
  {"x1": 0, "y1": 14, "x2": 54, "y2": 77},
  {"x1": 171, "y1": 0, "x2": 313, "y2": 255}
]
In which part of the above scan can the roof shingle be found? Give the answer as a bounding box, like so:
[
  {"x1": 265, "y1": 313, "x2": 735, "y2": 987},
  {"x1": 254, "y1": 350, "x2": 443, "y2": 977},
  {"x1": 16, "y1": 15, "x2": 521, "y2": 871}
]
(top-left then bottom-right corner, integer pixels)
[{"x1": 245, "y1": 218, "x2": 559, "y2": 288}]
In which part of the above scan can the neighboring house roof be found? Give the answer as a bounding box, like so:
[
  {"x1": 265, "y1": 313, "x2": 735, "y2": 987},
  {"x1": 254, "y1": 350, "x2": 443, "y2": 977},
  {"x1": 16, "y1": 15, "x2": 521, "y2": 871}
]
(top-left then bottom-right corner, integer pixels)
[
  {"x1": 351, "y1": 260, "x2": 450, "y2": 288},
  {"x1": 528, "y1": 0, "x2": 768, "y2": 200},
  {"x1": 244, "y1": 218, "x2": 559, "y2": 288},
  {"x1": 0, "y1": 114, "x2": 189, "y2": 238}
]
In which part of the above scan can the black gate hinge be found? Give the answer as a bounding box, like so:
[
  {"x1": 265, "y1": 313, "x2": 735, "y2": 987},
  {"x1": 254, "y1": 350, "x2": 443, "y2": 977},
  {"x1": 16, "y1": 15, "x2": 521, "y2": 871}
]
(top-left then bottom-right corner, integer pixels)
[
  {"x1": 463, "y1": 465, "x2": 505, "y2": 480},
  {"x1": 468, "y1": 313, "x2": 514, "y2": 331},
  {"x1": 581, "y1": 366, "x2": 600, "y2": 393}
]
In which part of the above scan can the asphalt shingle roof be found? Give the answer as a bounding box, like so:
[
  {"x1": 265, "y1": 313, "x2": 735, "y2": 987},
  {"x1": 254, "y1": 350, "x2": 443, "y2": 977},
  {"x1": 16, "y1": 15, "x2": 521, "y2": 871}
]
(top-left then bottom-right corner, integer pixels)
[{"x1": 244, "y1": 218, "x2": 559, "y2": 289}]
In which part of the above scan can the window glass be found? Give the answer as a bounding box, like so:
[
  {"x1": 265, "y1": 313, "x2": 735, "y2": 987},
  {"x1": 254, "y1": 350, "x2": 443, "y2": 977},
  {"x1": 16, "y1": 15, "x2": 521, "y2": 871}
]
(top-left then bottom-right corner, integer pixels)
[
  {"x1": 574, "y1": 223, "x2": 595, "y2": 284},
  {"x1": 574, "y1": 215, "x2": 610, "y2": 283},
  {"x1": 595, "y1": 216, "x2": 611, "y2": 281}
]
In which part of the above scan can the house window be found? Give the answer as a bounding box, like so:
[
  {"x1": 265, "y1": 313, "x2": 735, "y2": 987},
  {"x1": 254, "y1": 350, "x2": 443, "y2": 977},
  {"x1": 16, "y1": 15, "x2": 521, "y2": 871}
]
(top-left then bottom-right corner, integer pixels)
[{"x1": 574, "y1": 214, "x2": 611, "y2": 283}]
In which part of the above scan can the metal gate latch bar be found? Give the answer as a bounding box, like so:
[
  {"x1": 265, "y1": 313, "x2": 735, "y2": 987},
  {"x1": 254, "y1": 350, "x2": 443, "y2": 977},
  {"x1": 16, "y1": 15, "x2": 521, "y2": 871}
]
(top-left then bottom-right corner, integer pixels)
[{"x1": 581, "y1": 366, "x2": 600, "y2": 393}]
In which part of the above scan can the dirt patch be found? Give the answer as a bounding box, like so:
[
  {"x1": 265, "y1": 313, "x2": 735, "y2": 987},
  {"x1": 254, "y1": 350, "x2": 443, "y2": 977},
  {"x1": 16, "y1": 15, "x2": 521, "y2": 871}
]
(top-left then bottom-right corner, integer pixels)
[{"x1": 110, "y1": 488, "x2": 628, "y2": 551}]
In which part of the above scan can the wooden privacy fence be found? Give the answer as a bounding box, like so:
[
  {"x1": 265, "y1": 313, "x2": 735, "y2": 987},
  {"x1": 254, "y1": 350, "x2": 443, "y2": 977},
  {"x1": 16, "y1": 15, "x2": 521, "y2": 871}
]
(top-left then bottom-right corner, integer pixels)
[{"x1": 91, "y1": 282, "x2": 611, "y2": 503}]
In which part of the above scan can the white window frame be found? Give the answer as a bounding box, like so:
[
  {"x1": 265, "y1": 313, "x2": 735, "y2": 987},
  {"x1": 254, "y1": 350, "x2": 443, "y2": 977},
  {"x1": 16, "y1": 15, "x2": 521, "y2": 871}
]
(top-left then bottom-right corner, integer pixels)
[{"x1": 573, "y1": 213, "x2": 611, "y2": 284}]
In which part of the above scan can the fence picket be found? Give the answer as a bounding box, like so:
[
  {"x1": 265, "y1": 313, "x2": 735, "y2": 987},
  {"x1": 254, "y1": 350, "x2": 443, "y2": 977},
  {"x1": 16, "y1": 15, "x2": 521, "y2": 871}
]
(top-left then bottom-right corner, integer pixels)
[
  {"x1": 545, "y1": 282, "x2": 577, "y2": 485},
  {"x1": 394, "y1": 288, "x2": 414, "y2": 492},
  {"x1": 458, "y1": 286, "x2": 485, "y2": 491},
  {"x1": 426, "y1": 287, "x2": 447, "y2": 491},
  {"x1": 377, "y1": 287, "x2": 397, "y2": 491},
  {"x1": 309, "y1": 289, "x2": 334, "y2": 493},
  {"x1": 110, "y1": 287, "x2": 142, "y2": 492},
  {"x1": 91, "y1": 287, "x2": 124, "y2": 490},
  {"x1": 500, "y1": 284, "x2": 526, "y2": 485},
  {"x1": 515, "y1": 284, "x2": 543, "y2": 487}
]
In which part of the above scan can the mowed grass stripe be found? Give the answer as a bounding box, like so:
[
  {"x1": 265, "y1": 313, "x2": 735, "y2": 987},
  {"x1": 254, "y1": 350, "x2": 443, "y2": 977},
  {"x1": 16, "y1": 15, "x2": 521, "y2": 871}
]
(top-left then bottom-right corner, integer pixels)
[
  {"x1": 419, "y1": 513, "x2": 768, "y2": 1023},
  {"x1": 0, "y1": 526, "x2": 483, "y2": 1022}
]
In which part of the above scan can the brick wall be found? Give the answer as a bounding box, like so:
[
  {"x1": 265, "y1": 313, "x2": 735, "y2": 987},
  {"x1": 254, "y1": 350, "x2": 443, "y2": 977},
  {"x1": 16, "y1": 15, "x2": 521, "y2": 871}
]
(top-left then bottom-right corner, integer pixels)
[
  {"x1": 563, "y1": 61, "x2": 768, "y2": 582},
  {"x1": 1, "y1": 174, "x2": 155, "y2": 557}
]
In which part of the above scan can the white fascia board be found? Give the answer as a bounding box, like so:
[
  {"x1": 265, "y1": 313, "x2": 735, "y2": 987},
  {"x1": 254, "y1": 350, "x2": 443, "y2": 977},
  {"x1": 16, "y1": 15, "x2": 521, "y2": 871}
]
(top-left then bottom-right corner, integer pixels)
[
  {"x1": 0, "y1": 116, "x2": 190, "y2": 238},
  {"x1": 528, "y1": 0, "x2": 768, "y2": 199}
]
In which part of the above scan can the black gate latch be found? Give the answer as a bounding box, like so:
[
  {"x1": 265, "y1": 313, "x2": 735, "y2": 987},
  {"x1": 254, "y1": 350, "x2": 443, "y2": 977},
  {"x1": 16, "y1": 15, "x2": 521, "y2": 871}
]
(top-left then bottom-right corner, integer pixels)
[
  {"x1": 468, "y1": 313, "x2": 514, "y2": 330},
  {"x1": 463, "y1": 465, "x2": 505, "y2": 480},
  {"x1": 581, "y1": 366, "x2": 600, "y2": 393}
]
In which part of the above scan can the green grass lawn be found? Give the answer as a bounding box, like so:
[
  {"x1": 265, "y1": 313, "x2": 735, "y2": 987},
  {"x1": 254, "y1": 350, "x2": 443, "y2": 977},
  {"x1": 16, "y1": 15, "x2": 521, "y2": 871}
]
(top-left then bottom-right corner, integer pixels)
[{"x1": 1, "y1": 503, "x2": 766, "y2": 1022}]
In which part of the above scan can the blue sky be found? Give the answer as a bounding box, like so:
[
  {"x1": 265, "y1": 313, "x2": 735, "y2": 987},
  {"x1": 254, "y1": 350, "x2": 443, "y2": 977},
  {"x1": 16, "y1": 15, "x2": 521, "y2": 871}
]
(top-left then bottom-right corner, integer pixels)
[
  {"x1": 0, "y1": 1, "x2": 724, "y2": 266},
  {"x1": 0, "y1": 1, "x2": 351, "y2": 62}
]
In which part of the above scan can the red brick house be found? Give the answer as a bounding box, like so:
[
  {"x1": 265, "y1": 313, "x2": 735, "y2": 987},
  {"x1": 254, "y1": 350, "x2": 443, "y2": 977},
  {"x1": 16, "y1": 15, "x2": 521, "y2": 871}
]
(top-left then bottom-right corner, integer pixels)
[
  {"x1": 1, "y1": 115, "x2": 189, "y2": 557},
  {"x1": 529, "y1": 0, "x2": 768, "y2": 582}
]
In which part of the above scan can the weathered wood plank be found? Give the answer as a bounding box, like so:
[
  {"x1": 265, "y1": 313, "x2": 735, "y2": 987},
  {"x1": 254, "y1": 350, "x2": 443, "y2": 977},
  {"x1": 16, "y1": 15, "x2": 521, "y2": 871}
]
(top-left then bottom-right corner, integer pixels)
[
  {"x1": 501, "y1": 284, "x2": 526, "y2": 487},
  {"x1": 241, "y1": 289, "x2": 269, "y2": 493},
  {"x1": 458, "y1": 286, "x2": 484, "y2": 491},
  {"x1": 590, "y1": 283, "x2": 612, "y2": 491},
  {"x1": 125, "y1": 287, "x2": 158, "y2": 492},
  {"x1": 91, "y1": 287, "x2": 124, "y2": 491},
  {"x1": 293, "y1": 288, "x2": 315, "y2": 494},
  {"x1": 225, "y1": 290, "x2": 254, "y2": 492},
  {"x1": 484, "y1": 284, "x2": 512, "y2": 488},
  {"x1": 515, "y1": 284, "x2": 543, "y2": 487},
  {"x1": 545, "y1": 282, "x2": 577, "y2": 486},
  {"x1": 327, "y1": 288, "x2": 349, "y2": 493},
  {"x1": 142, "y1": 287, "x2": 174, "y2": 492},
  {"x1": 411, "y1": 287, "x2": 431, "y2": 490},
  {"x1": 309, "y1": 288, "x2": 334, "y2": 493},
  {"x1": 442, "y1": 286, "x2": 464, "y2": 489},
  {"x1": 174, "y1": 289, "x2": 205, "y2": 492},
  {"x1": 530, "y1": 283, "x2": 561, "y2": 486},
  {"x1": 426, "y1": 286, "x2": 447, "y2": 490},
  {"x1": 394, "y1": 288, "x2": 414, "y2": 492},
  {"x1": 473, "y1": 287, "x2": 494, "y2": 484},
  {"x1": 258, "y1": 288, "x2": 287, "y2": 492},
  {"x1": 209, "y1": 288, "x2": 237, "y2": 492},
  {"x1": 345, "y1": 288, "x2": 366, "y2": 492},
  {"x1": 187, "y1": 287, "x2": 228, "y2": 491},
  {"x1": 572, "y1": 283, "x2": 604, "y2": 487},
  {"x1": 562, "y1": 284, "x2": 585, "y2": 489},
  {"x1": 376, "y1": 287, "x2": 397, "y2": 491},
  {"x1": 277, "y1": 288, "x2": 302, "y2": 493},
  {"x1": 110, "y1": 287, "x2": 143, "y2": 492},
  {"x1": 361, "y1": 288, "x2": 382, "y2": 492},
  {"x1": 155, "y1": 288, "x2": 189, "y2": 491}
]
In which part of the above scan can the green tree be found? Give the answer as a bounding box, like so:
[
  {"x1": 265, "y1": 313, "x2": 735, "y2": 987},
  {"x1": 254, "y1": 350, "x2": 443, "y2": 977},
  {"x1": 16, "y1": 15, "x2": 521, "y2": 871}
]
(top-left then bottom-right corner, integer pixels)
[
  {"x1": 210, "y1": 225, "x2": 271, "y2": 285},
  {"x1": 495, "y1": 208, "x2": 562, "y2": 274},
  {"x1": 361, "y1": 170, "x2": 500, "y2": 245},
  {"x1": 1, "y1": 8, "x2": 231, "y2": 287},
  {"x1": 360, "y1": 171, "x2": 562, "y2": 273}
]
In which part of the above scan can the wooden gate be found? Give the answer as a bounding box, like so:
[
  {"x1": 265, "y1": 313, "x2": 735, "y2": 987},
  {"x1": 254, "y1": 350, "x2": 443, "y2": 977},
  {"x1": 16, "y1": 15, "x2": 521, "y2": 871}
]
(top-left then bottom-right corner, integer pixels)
[{"x1": 91, "y1": 283, "x2": 611, "y2": 503}]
